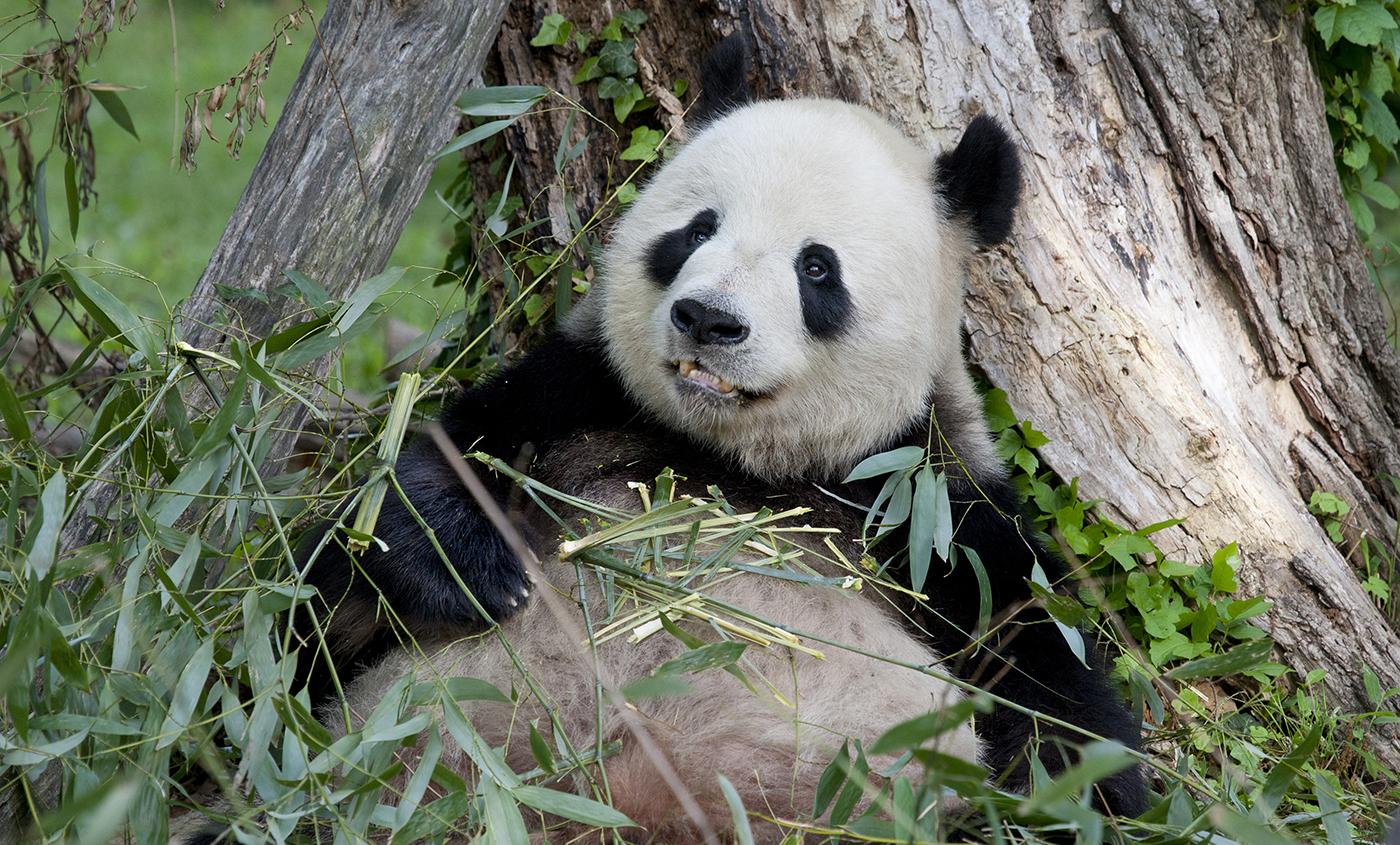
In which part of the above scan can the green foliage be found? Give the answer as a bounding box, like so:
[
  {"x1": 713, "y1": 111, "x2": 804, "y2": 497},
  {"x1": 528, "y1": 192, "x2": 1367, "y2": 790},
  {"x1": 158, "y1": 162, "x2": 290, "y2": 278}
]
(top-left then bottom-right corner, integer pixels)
[
  {"x1": 1306, "y1": 488, "x2": 1399, "y2": 614},
  {"x1": 1313, "y1": 0, "x2": 1400, "y2": 236},
  {"x1": 429, "y1": 11, "x2": 678, "y2": 385},
  {"x1": 533, "y1": 9, "x2": 656, "y2": 123},
  {"x1": 0, "y1": 257, "x2": 672, "y2": 843}
]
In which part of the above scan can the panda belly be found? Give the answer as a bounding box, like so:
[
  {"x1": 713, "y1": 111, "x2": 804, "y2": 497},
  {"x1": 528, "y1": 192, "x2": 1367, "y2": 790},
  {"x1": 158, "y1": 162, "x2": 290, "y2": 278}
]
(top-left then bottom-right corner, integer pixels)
[{"x1": 335, "y1": 434, "x2": 979, "y2": 844}]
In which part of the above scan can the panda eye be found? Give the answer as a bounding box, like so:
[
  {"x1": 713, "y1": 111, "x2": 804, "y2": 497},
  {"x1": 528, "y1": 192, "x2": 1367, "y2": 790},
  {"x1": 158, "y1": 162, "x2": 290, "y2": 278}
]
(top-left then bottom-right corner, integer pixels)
[
  {"x1": 688, "y1": 224, "x2": 714, "y2": 247},
  {"x1": 802, "y1": 256, "x2": 829, "y2": 282}
]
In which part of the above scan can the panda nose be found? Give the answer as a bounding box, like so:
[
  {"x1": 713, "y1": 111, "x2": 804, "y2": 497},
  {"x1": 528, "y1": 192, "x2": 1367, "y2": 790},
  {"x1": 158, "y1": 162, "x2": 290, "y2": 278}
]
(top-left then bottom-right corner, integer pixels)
[{"x1": 671, "y1": 298, "x2": 749, "y2": 345}]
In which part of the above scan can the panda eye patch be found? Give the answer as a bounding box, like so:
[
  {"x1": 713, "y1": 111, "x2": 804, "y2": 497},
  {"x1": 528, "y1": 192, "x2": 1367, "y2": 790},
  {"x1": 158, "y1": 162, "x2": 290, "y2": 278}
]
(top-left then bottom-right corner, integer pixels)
[
  {"x1": 645, "y1": 208, "x2": 720, "y2": 287},
  {"x1": 795, "y1": 243, "x2": 851, "y2": 339}
]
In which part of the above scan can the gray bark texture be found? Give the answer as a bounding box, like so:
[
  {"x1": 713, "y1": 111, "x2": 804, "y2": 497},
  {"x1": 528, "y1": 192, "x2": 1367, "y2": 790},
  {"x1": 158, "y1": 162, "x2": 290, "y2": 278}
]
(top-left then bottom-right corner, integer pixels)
[
  {"x1": 487, "y1": 0, "x2": 1400, "y2": 762},
  {"x1": 55, "y1": 0, "x2": 509, "y2": 555}
]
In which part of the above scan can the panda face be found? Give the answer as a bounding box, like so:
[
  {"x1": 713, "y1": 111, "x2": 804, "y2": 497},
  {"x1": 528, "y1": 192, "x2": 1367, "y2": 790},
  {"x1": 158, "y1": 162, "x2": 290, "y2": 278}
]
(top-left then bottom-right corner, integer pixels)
[{"x1": 599, "y1": 99, "x2": 974, "y2": 481}]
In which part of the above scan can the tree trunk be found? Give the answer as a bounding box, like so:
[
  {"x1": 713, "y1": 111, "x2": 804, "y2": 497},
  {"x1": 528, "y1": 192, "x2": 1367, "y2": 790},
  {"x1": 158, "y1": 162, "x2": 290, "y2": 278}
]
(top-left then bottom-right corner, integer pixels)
[
  {"x1": 55, "y1": 0, "x2": 509, "y2": 556},
  {"x1": 485, "y1": 0, "x2": 1400, "y2": 762}
]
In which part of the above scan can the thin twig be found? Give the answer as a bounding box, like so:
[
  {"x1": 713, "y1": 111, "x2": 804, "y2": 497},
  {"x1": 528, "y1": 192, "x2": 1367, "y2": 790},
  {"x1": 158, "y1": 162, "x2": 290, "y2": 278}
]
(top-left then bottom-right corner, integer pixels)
[{"x1": 305, "y1": 9, "x2": 368, "y2": 202}]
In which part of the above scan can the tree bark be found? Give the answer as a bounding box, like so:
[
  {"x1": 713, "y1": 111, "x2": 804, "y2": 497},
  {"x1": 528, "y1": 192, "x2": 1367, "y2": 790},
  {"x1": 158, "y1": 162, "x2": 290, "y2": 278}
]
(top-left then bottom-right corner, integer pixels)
[
  {"x1": 55, "y1": 0, "x2": 509, "y2": 556},
  {"x1": 486, "y1": 0, "x2": 1400, "y2": 762}
]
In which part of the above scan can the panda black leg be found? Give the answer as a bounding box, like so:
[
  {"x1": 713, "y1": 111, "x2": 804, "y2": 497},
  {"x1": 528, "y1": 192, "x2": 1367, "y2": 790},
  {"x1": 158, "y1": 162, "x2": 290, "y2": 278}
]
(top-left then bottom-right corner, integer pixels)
[
  {"x1": 974, "y1": 633, "x2": 1147, "y2": 815},
  {"x1": 916, "y1": 478, "x2": 1147, "y2": 816}
]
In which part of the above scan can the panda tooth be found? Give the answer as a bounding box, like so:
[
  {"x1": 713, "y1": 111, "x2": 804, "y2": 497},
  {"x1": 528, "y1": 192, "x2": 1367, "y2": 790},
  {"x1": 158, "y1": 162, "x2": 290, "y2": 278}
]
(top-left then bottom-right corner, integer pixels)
[{"x1": 677, "y1": 360, "x2": 740, "y2": 395}]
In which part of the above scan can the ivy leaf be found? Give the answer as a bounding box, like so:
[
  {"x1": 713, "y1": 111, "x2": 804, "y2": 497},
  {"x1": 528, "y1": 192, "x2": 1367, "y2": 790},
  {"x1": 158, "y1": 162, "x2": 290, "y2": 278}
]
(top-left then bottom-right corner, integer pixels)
[
  {"x1": 597, "y1": 39, "x2": 639, "y2": 77},
  {"x1": 1361, "y1": 175, "x2": 1400, "y2": 208},
  {"x1": 1361, "y1": 88, "x2": 1400, "y2": 147},
  {"x1": 612, "y1": 82, "x2": 647, "y2": 122},
  {"x1": 1020, "y1": 421, "x2": 1050, "y2": 449},
  {"x1": 529, "y1": 14, "x2": 572, "y2": 47},
  {"x1": 981, "y1": 388, "x2": 1018, "y2": 432},
  {"x1": 1346, "y1": 188, "x2": 1377, "y2": 233},
  {"x1": 1101, "y1": 531, "x2": 1156, "y2": 571},
  {"x1": 1210, "y1": 542, "x2": 1239, "y2": 593},
  {"x1": 615, "y1": 9, "x2": 647, "y2": 32},
  {"x1": 573, "y1": 56, "x2": 603, "y2": 84},
  {"x1": 620, "y1": 126, "x2": 664, "y2": 161},
  {"x1": 1317, "y1": 0, "x2": 1397, "y2": 48},
  {"x1": 597, "y1": 76, "x2": 629, "y2": 99}
]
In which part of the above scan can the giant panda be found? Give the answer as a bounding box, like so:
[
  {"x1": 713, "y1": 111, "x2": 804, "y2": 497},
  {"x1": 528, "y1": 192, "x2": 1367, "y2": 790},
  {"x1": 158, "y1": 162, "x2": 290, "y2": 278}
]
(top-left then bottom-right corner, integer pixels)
[{"x1": 297, "y1": 33, "x2": 1146, "y2": 843}]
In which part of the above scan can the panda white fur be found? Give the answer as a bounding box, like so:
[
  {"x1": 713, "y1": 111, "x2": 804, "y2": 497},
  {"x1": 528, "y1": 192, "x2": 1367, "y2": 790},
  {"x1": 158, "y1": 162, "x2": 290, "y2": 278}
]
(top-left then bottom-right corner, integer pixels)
[{"x1": 297, "y1": 34, "x2": 1145, "y2": 842}]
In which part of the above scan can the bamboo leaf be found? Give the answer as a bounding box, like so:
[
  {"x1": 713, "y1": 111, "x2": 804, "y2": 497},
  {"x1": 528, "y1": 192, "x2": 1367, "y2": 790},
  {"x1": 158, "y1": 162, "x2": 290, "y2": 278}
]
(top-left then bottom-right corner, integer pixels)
[
  {"x1": 0, "y1": 374, "x2": 30, "y2": 442},
  {"x1": 432, "y1": 117, "x2": 521, "y2": 161},
  {"x1": 908, "y1": 467, "x2": 950, "y2": 593},
  {"x1": 1254, "y1": 723, "x2": 1323, "y2": 817},
  {"x1": 408, "y1": 677, "x2": 510, "y2": 706},
  {"x1": 844, "y1": 446, "x2": 923, "y2": 482},
  {"x1": 652, "y1": 641, "x2": 747, "y2": 676},
  {"x1": 483, "y1": 777, "x2": 529, "y2": 845},
  {"x1": 813, "y1": 742, "x2": 850, "y2": 816},
  {"x1": 26, "y1": 469, "x2": 65, "y2": 580},
  {"x1": 1312, "y1": 771, "x2": 1353, "y2": 845},
  {"x1": 62, "y1": 266, "x2": 162, "y2": 365},
  {"x1": 157, "y1": 637, "x2": 214, "y2": 748},
  {"x1": 511, "y1": 785, "x2": 635, "y2": 828},
  {"x1": 716, "y1": 773, "x2": 755, "y2": 845},
  {"x1": 64, "y1": 156, "x2": 79, "y2": 239},
  {"x1": 1018, "y1": 741, "x2": 1136, "y2": 813},
  {"x1": 457, "y1": 85, "x2": 547, "y2": 117},
  {"x1": 91, "y1": 86, "x2": 140, "y2": 138},
  {"x1": 1165, "y1": 638, "x2": 1273, "y2": 681}
]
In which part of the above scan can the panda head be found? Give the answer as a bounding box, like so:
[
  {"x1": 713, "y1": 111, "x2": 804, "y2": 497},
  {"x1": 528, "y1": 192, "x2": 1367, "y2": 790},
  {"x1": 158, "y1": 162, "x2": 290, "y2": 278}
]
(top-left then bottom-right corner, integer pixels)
[{"x1": 593, "y1": 39, "x2": 1021, "y2": 481}]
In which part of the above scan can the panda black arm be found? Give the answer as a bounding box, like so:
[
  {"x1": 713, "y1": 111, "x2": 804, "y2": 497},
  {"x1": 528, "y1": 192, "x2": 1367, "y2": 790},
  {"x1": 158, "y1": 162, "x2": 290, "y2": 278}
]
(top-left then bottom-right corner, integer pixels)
[
  {"x1": 295, "y1": 330, "x2": 635, "y2": 698},
  {"x1": 437, "y1": 329, "x2": 636, "y2": 459},
  {"x1": 916, "y1": 478, "x2": 1147, "y2": 816}
]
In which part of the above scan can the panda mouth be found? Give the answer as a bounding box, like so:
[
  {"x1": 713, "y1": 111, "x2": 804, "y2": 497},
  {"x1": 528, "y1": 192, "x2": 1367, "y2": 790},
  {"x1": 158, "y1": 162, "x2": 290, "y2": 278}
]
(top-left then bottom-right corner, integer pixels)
[{"x1": 676, "y1": 360, "x2": 742, "y2": 398}]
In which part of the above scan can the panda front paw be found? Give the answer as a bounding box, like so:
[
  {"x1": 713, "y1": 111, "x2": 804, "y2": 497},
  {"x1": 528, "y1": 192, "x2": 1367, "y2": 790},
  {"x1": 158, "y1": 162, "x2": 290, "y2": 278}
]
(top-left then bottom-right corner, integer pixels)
[
  {"x1": 429, "y1": 536, "x2": 535, "y2": 628},
  {"x1": 380, "y1": 443, "x2": 539, "y2": 631}
]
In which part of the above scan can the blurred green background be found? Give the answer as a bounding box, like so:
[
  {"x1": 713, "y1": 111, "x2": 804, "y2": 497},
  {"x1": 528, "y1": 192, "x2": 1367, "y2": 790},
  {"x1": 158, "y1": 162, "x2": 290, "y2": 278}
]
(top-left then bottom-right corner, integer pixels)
[{"x1": 18, "y1": 0, "x2": 461, "y2": 392}]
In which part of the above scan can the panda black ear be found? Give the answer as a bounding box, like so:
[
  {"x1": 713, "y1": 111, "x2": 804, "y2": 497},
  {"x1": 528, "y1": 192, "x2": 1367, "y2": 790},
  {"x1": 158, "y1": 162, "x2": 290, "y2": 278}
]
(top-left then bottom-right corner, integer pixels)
[
  {"x1": 691, "y1": 32, "x2": 754, "y2": 128},
  {"x1": 934, "y1": 114, "x2": 1022, "y2": 247}
]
